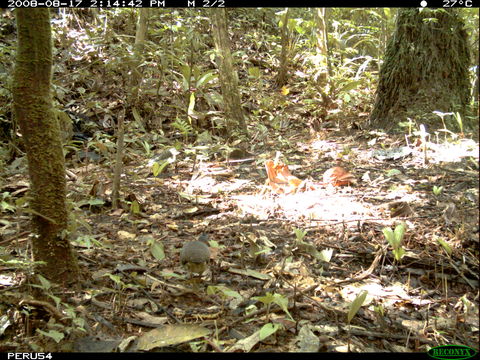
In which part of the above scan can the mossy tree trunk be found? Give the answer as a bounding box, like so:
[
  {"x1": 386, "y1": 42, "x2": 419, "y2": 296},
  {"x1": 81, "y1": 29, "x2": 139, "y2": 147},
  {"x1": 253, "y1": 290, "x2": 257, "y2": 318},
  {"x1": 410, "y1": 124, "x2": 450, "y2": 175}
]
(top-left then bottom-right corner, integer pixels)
[
  {"x1": 13, "y1": 9, "x2": 79, "y2": 286},
  {"x1": 370, "y1": 9, "x2": 470, "y2": 131},
  {"x1": 211, "y1": 9, "x2": 247, "y2": 134}
]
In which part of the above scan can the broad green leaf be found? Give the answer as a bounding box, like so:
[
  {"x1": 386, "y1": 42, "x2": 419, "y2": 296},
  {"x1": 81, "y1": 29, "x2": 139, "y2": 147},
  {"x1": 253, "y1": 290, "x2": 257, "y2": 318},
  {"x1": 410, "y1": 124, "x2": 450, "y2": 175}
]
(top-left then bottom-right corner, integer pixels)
[
  {"x1": 137, "y1": 324, "x2": 210, "y2": 351},
  {"x1": 259, "y1": 323, "x2": 281, "y2": 341},
  {"x1": 180, "y1": 64, "x2": 191, "y2": 82},
  {"x1": 219, "y1": 286, "x2": 242, "y2": 300},
  {"x1": 207, "y1": 285, "x2": 242, "y2": 299},
  {"x1": 37, "y1": 329, "x2": 64, "y2": 343},
  {"x1": 152, "y1": 162, "x2": 160, "y2": 177},
  {"x1": 105, "y1": 273, "x2": 122, "y2": 286},
  {"x1": 90, "y1": 198, "x2": 104, "y2": 206},
  {"x1": 382, "y1": 227, "x2": 394, "y2": 245},
  {"x1": 338, "y1": 80, "x2": 361, "y2": 93},
  {"x1": 273, "y1": 293, "x2": 293, "y2": 320},
  {"x1": 394, "y1": 223, "x2": 406, "y2": 243},
  {"x1": 150, "y1": 241, "x2": 165, "y2": 261},
  {"x1": 253, "y1": 292, "x2": 275, "y2": 306},
  {"x1": 152, "y1": 161, "x2": 169, "y2": 177},
  {"x1": 347, "y1": 290, "x2": 368, "y2": 323},
  {"x1": 196, "y1": 71, "x2": 217, "y2": 88}
]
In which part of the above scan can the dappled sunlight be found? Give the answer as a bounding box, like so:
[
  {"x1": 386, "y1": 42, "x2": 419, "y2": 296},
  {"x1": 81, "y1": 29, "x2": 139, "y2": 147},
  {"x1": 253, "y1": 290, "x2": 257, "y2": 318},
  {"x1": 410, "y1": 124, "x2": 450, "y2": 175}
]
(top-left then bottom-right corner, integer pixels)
[{"x1": 235, "y1": 188, "x2": 372, "y2": 224}]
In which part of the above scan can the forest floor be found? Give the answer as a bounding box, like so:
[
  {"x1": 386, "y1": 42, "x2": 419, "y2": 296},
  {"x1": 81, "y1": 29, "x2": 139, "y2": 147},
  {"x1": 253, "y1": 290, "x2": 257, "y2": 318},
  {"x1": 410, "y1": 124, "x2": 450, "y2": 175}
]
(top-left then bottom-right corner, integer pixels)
[
  {"x1": 1, "y1": 122, "x2": 479, "y2": 352},
  {"x1": 0, "y1": 9, "x2": 479, "y2": 353}
]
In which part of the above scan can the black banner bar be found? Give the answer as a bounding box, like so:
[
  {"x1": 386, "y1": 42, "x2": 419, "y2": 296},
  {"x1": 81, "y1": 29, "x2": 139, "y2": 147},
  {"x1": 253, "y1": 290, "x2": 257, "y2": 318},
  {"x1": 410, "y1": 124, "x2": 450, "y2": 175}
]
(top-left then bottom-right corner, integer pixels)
[{"x1": 4, "y1": 0, "x2": 478, "y2": 8}]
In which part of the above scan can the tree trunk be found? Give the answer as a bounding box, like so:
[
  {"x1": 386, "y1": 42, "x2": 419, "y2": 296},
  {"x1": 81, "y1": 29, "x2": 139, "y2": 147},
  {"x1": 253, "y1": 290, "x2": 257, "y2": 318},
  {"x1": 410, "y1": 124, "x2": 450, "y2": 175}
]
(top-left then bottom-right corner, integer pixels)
[
  {"x1": 313, "y1": 8, "x2": 329, "y2": 83},
  {"x1": 13, "y1": 9, "x2": 80, "y2": 286},
  {"x1": 131, "y1": 8, "x2": 149, "y2": 99},
  {"x1": 211, "y1": 9, "x2": 247, "y2": 133},
  {"x1": 370, "y1": 9, "x2": 471, "y2": 131},
  {"x1": 277, "y1": 8, "x2": 291, "y2": 87}
]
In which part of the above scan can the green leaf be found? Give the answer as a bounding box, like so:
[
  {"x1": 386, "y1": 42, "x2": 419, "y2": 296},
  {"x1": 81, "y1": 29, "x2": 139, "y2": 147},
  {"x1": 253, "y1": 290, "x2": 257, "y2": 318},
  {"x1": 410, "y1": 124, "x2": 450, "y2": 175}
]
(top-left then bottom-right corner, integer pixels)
[
  {"x1": 394, "y1": 223, "x2": 406, "y2": 243},
  {"x1": 180, "y1": 64, "x2": 191, "y2": 86},
  {"x1": 347, "y1": 290, "x2": 368, "y2": 323},
  {"x1": 150, "y1": 241, "x2": 165, "y2": 261},
  {"x1": 338, "y1": 80, "x2": 361, "y2": 94},
  {"x1": 436, "y1": 237, "x2": 452, "y2": 256},
  {"x1": 259, "y1": 323, "x2": 281, "y2": 341},
  {"x1": 273, "y1": 293, "x2": 293, "y2": 320},
  {"x1": 253, "y1": 292, "x2": 275, "y2": 306},
  {"x1": 382, "y1": 227, "x2": 394, "y2": 245},
  {"x1": 206, "y1": 285, "x2": 242, "y2": 299},
  {"x1": 218, "y1": 286, "x2": 242, "y2": 300},
  {"x1": 393, "y1": 247, "x2": 406, "y2": 261},
  {"x1": 0, "y1": 201, "x2": 15, "y2": 212},
  {"x1": 37, "y1": 329, "x2": 64, "y2": 343},
  {"x1": 105, "y1": 273, "x2": 123, "y2": 286},
  {"x1": 152, "y1": 162, "x2": 160, "y2": 177},
  {"x1": 293, "y1": 228, "x2": 307, "y2": 241},
  {"x1": 386, "y1": 169, "x2": 402, "y2": 177},
  {"x1": 152, "y1": 161, "x2": 169, "y2": 177},
  {"x1": 248, "y1": 67, "x2": 261, "y2": 78},
  {"x1": 91, "y1": 198, "x2": 105, "y2": 206},
  {"x1": 48, "y1": 294, "x2": 61, "y2": 307},
  {"x1": 196, "y1": 71, "x2": 217, "y2": 88},
  {"x1": 37, "y1": 274, "x2": 51, "y2": 291}
]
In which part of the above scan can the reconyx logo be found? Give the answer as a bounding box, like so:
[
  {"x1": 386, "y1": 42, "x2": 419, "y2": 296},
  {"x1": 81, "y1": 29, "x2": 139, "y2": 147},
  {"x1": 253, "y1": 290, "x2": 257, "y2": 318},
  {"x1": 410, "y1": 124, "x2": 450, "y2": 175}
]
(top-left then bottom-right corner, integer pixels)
[{"x1": 428, "y1": 345, "x2": 478, "y2": 360}]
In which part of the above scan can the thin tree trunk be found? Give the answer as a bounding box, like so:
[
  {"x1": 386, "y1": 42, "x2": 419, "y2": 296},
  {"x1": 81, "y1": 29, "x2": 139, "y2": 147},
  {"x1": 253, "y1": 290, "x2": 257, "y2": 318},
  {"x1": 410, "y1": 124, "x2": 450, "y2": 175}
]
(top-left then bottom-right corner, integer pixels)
[
  {"x1": 112, "y1": 109, "x2": 125, "y2": 210},
  {"x1": 313, "y1": 8, "x2": 329, "y2": 83},
  {"x1": 277, "y1": 8, "x2": 291, "y2": 87},
  {"x1": 211, "y1": 9, "x2": 247, "y2": 133}
]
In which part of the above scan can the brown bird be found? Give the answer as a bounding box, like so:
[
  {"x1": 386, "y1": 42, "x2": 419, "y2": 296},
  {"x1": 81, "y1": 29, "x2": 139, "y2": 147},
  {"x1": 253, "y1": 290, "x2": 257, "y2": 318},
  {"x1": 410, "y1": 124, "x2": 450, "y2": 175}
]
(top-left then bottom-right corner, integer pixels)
[
  {"x1": 180, "y1": 233, "x2": 210, "y2": 276},
  {"x1": 323, "y1": 166, "x2": 355, "y2": 186}
]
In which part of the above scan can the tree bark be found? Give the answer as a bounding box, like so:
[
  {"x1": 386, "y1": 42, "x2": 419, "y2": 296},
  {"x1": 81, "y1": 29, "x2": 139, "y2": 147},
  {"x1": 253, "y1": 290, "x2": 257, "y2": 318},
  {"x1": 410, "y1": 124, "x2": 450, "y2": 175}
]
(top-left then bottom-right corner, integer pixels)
[
  {"x1": 370, "y1": 9, "x2": 471, "y2": 131},
  {"x1": 13, "y1": 9, "x2": 80, "y2": 286},
  {"x1": 211, "y1": 9, "x2": 247, "y2": 133}
]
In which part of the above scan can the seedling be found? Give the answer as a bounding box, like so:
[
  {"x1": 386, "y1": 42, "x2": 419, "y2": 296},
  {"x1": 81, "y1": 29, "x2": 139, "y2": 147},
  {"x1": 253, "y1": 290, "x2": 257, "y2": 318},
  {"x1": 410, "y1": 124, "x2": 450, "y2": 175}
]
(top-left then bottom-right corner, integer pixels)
[
  {"x1": 259, "y1": 323, "x2": 282, "y2": 341},
  {"x1": 383, "y1": 222, "x2": 406, "y2": 262},
  {"x1": 432, "y1": 185, "x2": 443, "y2": 196},
  {"x1": 347, "y1": 290, "x2": 368, "y2": 324},
  {"x1": 253, "y1": 292, "x2": 293, "y2": 321},
  {"x1": 293, "y1": 228, "x2": 307, "y2": 241}
]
